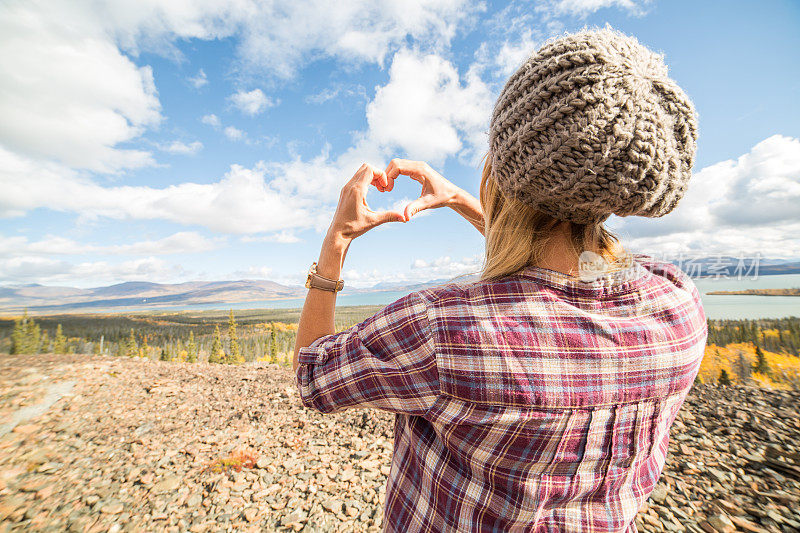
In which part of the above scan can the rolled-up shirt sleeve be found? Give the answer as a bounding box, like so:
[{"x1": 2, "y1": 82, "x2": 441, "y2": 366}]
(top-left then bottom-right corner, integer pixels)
[{"x1": 295, "y1": 290, "x2": 439, "y2": 416}]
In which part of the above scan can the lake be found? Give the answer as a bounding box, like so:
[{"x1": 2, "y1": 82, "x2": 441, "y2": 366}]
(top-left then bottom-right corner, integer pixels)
[
  {"x1": 146, "y1": 273, "x2": 800, "y2": 321},
  {"x1": 693, "y1": 273, "x2": 800, "y2": 320}
]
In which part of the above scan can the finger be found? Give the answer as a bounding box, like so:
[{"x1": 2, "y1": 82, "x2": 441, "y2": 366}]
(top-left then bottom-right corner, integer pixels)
[
  {"x1": 370, "y1": 175, "x2": 386, "y2": 192},
  {"x1": 347, "y1": 163, "x2": 370, "y2": 186},
  {"x1": 385, "y1": 158, "x2": 426, "y2": 185},
  {"x1": 385, "y1": 158, "x2": 420, "y2": 182},
  {"x1": 383, "y1": 160, "x2": 399, "y2": 192},
  {"x1": 369, "y1": 209, "x2": 406, "y2": 226},
  {"x1": 376, "y1": 170, "x2": 388, "y2": 189},
  {"x1": 404, "y1": 197, "x2": 435, "y2": 221},
  {"x1": 384, "y1": 159, "x2": 400, "y2": 181},
  {"x1": 352, "y1": 163, "x2": 386, "y2": 192}
]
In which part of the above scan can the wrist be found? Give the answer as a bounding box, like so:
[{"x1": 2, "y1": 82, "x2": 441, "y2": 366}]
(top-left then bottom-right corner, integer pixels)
[
  {"x1": 316, "y1": 233, "x2": 348, "y2": 279},
  {"x1": 446, "y1": 187, "x2": 468, "y2": 209}
]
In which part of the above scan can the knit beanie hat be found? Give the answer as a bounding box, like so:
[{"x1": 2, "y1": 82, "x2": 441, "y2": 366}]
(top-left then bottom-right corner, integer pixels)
[{"x1": 488, "y1": 27, "x2": 699, "y2": 224}]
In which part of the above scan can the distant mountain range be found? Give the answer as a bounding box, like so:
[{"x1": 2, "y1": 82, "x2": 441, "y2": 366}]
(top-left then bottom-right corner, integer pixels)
[
  {"x1": 668, "y1": 257, "x2": 800, "y2": 276},
  {"x1": 0, "y1": 280, "x2": 303, "y2": 313},
  {"x1": 1, "y1": 257, "x2": 799, "y2": 314},
  {"x1": 0, "y1": 277, "x2": 460, "y2": 314}
]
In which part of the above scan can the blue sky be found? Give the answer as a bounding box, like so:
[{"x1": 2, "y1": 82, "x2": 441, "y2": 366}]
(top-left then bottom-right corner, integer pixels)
[{"x1": 1, "y1": 0, "x2": 799, "y2": 289}]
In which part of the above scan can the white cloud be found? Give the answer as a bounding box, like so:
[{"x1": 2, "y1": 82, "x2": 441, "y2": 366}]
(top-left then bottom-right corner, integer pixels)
[
  {"x1": 0, "y1": 147, "x2": 316, "y2": 234},
  {"x1": 201, "y1": 114, "x2": 222, "y2": 128},
  {"x1": 263, "y1": 147, "x2": 361, "y2": 222},
  {"x1": 306, "y1": 87, "x2": 341, "y2": 105},
  {"x1": 0, "y1": 0, "x2": 477, "y2": 176},
  {"x1": 158, "y1": 140, "x2": 203, "y2": 155},
  {"x1": 251, "y1": 48, "x2": 490, "y2": 213},
  {"x1": 205, "y1": 115, "x2": 254, "y2": 144},
  {"x1": 0, "y1": 232, "x2": 219, "y2": 257},
  {"x1": 0, "y1": 1, "x2": 161, "y2": 172},
  {"x1": 241, "y1": 231, "x2": 301, "y2": 244},
  {"x1": 228, "y1": 266, "x2": 274, "y2": 280},
  {"x1": 0, "y1": 31, "x2": 493, "y2": 240},
  {"x1": 0, "y1": 256, "x2": 186, "y2": 286},
  {"x1": 610, "y1": 135, "x2": 800, "y2": 258},
  {"x1": 6, "y1": 134, "x2": 796, "y2": 263},
  {"x1": 536, "y1": 0, "x2": 652, "y2": 18},
  {"x1": 229, "y1": 88, "x2": 275, "y2": 115},
  {"x1": 224, "y1": 126, "x2": 246, "y2": 141},
  {"x1": 342, "y1": 253, "x2": 482, "y2": 288},
  {"x1": 188, "y1": 68, "x2": 208, "y2": 89},
  {"x1": 374, "y1": 196, "x2": 432, "y2": 220},
  {"x1": 84, "y1": 0, "x2": 477, "y2": 78},
  {"x1": 409, "y1": 254, "x2": 482, "y2": 279},
  {"x1": 709, "y1": 136, "x2": 800, "y2": 227},
  {"x1": 229, "y1": 0, "x2": 479, "y2": 79},
  {"x1": 305, "y1": 84, "x2": 368, "y2": 105},
  {"x1": 494, "y1": 32, "x2": 538, "y2": 76},
  {"x1": 473, "y1": 6, "x2": 573, "y2": 83},
  {"x1": 366, "y1": 49, "x2": 493, "y2": 165},
  {"x1": 117, "y1": 232, "x2": 219, "y2": 255}
]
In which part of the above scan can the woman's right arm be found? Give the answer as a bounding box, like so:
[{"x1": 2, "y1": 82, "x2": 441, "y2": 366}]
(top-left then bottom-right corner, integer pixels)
[
  {"x1": 448, "y1": 188, "x2": 484, "y2": 235},
  {"x1": 382, "y1": 158, "x2": 485, "y2": 235}
]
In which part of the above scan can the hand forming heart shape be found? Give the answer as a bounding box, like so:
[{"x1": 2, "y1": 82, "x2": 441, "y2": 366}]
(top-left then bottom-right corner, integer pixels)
[
  {"x1": 374, "y1": 158, "x2": 462, "y2": 222},
  {"x1": 326, "y1": 159, "x2": 469, "y2": 243}
]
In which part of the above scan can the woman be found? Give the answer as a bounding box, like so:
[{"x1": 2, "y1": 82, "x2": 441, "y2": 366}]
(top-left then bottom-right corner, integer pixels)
[{"x1": 293, "y1": 28, "x2": 705, "y2": 532}]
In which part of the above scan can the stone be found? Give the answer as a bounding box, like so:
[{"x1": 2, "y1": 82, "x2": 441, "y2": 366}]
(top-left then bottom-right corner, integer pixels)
[
  {"x1": 281, "y1": 510, "x2": 307, "y2": 527},
  {"x1": 784, "y1": 518, "x2": 800, "y2": 531},
  {"x1": 270, "y1": 501, "x2": 286, "y2": 511},
  {"x1": 322, "y1": 499, "x2": 343, "y2": 513},
  {"x1": 706, "y1": 513, "x2": 735, "y2": 533},
  {"x1": 0, "y1": 498, "x2": 25, "y2": 521},
  {"x1": 35, "y1": 484, "x2": 55, "y2": 500},
  {"x1": 2, "y1": 354, "x2": 798, "y2": 533},
  {"x1": 12, "y1": 424, "x2": 39, "y2": 435},
  {"x1": 0, "y1": 467, "x2": 26, "y2": 487},
  {"x1": 649, "y1": 485, "x2": 668, "y2": 505},
  {"x1": 151, "y1": 475, "x2": 181, "y2": 494},
  {"x1": 707, "y1": 468, "x2": 728, "y2": 484},
  {"x1": 729, "y1": 516, "x2": 766, "y2": 533},
  {"x1": 100, "y1": 501, "x2": 124, "y2": 515},
  {"x1": 19, "y1": 479, "x2": 49, "y2": 493}
]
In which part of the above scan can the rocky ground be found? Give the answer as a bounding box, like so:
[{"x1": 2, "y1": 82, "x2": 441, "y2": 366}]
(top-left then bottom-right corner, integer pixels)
[{"x1": 0, "y1": 354, "x2": 798, "y2": 533}]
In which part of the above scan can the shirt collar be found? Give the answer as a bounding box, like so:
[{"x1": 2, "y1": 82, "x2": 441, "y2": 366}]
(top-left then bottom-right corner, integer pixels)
[{"x1": 512, "y1": 254, "x2": 653, "y2": 295}]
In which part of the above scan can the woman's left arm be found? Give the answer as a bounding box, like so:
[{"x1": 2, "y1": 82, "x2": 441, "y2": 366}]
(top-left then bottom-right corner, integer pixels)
[{"x1": 292, "y1": 163, "x2": 404, "y2": 372}]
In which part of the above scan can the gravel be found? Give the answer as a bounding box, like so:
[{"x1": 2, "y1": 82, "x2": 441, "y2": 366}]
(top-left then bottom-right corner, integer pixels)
[{"x1": 0, "y1": 354, "x2": 798, "y2": 532}]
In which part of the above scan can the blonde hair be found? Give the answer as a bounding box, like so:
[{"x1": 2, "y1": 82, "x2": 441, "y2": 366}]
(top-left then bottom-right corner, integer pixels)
[{"x1": 479, "y1": 155, "x2": 621, "y2": 281}]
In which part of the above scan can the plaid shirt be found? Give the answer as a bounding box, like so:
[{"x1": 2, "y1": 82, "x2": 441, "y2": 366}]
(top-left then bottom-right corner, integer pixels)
[{"x1": 296, "y1": 255, "x2": 707, "y2": 532}]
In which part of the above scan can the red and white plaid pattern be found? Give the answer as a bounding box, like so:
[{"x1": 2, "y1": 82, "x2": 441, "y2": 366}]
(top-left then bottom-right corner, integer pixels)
[{"x1": 296, "y1": 255, "x2": 707, "y2": 531}]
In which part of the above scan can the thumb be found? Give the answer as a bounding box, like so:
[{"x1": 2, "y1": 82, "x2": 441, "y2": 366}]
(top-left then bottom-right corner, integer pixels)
[
  {"x1": 371, "y1": 210, "x2": 406, "y2": 226},
  {"x1": 404, "y1": 198, "x2": 432, "y2": 221}
]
